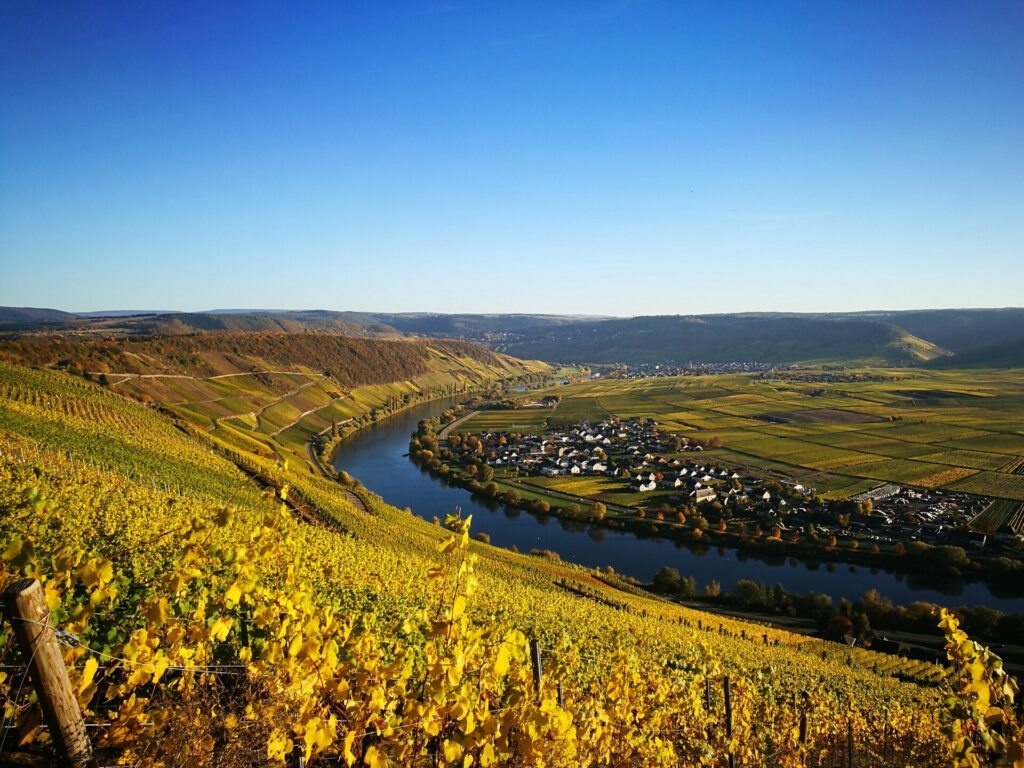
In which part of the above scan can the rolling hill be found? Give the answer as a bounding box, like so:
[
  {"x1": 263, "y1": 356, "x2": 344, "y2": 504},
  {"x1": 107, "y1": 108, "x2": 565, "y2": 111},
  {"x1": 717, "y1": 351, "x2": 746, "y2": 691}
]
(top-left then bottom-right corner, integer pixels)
[
  {"x1": 492, "y1": 314, "x2": 950, "y2": 365},
  {"x1": 4, "y1": 306, "x2": 1022, "y2": 366}
]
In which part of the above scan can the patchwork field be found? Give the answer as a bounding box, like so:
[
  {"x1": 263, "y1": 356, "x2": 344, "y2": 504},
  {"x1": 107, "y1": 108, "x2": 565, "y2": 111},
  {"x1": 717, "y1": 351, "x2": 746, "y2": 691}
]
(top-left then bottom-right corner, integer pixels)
[{"x1": 540, "y1": 368, "x2": 1024, "y2": 501}]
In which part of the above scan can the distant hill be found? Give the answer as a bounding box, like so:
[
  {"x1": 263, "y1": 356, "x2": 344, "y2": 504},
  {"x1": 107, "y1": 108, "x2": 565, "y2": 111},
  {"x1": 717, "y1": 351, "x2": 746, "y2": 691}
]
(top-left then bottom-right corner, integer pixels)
[
  {"x1": 0, "y1": 306, "x2": 82, "y2": 331},
  {"x1": 492, "y1": 314, "x2": 949, "y2": 365},
  {"x1": 0, "y1": 308, "x2": 389, "y2": 337},
  {"x1": 3, "y1": 305, "x2": 1021, "y2": 366},
  {"x1": 850, "y1": 308, "x2": 1024, "y2": 361}
]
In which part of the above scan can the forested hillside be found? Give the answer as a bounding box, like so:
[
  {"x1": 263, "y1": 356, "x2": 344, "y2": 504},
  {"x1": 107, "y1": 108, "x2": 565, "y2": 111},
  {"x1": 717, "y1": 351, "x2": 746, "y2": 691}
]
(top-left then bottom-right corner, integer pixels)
[{"x1": 494, "y1": 315, "x2": 948, "y2": 365}]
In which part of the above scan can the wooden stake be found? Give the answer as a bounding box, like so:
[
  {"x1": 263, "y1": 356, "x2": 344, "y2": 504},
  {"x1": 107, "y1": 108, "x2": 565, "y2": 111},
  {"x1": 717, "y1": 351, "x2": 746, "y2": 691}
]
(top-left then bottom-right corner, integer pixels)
[
  {"x1": 724, "y1": 677, "x2": 735, "y2": 768},
  {"x1": 529, "y1": 639, "x2": 543, "y2": 698},
  {"x1": 3, "y1": 579, "x2": 94, "y2": 767}
]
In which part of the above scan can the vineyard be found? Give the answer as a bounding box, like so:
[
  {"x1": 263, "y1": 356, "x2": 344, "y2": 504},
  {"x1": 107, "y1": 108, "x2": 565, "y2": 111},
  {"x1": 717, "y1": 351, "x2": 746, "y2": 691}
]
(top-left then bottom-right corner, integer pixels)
[{"x1": 1, "y1": 362, "x2": 1022, "y2": 766}]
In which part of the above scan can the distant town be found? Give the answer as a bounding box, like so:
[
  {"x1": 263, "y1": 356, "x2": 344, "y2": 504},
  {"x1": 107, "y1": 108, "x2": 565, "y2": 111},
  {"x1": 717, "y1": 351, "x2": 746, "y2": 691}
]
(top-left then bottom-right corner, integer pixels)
[{"x1": 435, "y1": 413, "x2": 1024, "y2": 554}]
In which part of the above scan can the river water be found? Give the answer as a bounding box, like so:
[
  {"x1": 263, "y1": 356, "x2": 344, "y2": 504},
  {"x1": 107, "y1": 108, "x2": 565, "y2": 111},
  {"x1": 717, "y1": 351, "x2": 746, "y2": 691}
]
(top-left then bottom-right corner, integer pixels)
[{"x1": 333, "y1": 397, "x2": 1024, "y2": 612}]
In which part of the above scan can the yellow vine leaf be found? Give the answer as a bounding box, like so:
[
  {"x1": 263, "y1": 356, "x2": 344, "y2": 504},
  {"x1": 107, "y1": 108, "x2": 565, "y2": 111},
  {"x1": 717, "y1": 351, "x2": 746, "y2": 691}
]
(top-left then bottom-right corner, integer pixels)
[{"x1": 364, "y1": 744, "x2": 388, "y2": 768}]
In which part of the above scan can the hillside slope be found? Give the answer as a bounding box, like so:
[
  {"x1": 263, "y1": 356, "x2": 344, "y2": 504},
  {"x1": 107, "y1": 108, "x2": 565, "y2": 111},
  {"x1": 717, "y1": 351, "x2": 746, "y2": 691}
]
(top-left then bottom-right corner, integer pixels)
[
  {"x1": 0, "y1": 334, "x2": 550, "y2": 467},
  {"x1": 494, "y1": 314, "x2": 949, "y2": 365},
  {"x1": 0, "y1": 361, "x2": 976, "y2": 766}
]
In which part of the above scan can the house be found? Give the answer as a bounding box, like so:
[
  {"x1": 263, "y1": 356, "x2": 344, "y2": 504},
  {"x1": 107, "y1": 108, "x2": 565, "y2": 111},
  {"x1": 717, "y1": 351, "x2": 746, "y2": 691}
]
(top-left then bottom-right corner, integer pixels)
[
  {"x1": 691, "y1": 487, "x2": 716, "y2": 503},
  {"x1": 632, "y1": 479, "x2": 657, "y2": 492}
]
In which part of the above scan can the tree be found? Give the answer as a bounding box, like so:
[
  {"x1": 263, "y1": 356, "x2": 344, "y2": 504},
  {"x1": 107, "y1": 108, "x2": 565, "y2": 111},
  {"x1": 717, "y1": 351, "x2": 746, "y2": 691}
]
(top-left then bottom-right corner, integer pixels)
[
  {"x1": 827, "y1": 614, "x2": 854, "y2": 639},
  {"x1": 478, "y1": 465, "x2": 494, "y2": 482},
  {"x1": 653, "y1": 566, "x2": 682, "y2": 593},
  {"x1": 591, "y1": 502, "x2": 606, "y2": 522}
]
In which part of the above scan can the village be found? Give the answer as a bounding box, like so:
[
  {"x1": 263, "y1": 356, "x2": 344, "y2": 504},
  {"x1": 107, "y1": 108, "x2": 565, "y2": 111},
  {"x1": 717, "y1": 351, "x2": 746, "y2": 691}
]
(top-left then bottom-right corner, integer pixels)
[
  {"x1": 442, "y1": 415, "x2": 1023, "y2": 552},
  {"x1": 595, "y1": 361, "x2": 776, "y2": 379}
]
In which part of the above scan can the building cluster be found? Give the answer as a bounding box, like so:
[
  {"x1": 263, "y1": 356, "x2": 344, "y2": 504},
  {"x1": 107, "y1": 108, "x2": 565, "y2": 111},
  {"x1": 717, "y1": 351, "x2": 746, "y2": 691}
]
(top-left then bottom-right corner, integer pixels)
[
  {"x1": 598, "y1": 362, "x2": 775, "y2": 379},
  {"x1": 848, "y1": 486, "x2": 1022, "y2": 546},
  {"x1": 450, "y1": 417, "x2": 803, "y2": 509}
]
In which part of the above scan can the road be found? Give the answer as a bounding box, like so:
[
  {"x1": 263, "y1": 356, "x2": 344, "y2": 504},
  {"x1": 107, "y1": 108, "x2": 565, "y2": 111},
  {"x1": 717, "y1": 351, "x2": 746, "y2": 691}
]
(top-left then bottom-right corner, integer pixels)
[{"x1": 438, "y1": 410, "x2": 479, "y2": 439}]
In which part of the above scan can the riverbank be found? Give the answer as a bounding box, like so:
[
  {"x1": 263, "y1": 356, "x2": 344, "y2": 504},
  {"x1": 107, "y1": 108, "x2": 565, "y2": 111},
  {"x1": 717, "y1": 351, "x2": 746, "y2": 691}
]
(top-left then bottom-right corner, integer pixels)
[
  {"x1": 328, "y1": 395, "x2": 1024, "y2": 612},
  {"x1": 313, "y1": 373, "x2": 549, "y2": 475},
  {"x1": 409, "y1": 417, "x2": 1024, "y2": 599}
]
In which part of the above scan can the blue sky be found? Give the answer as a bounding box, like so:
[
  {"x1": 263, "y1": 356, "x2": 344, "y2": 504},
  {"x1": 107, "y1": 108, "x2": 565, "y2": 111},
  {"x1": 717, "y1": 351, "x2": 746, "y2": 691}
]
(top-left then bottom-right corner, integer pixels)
[{"x1": 1, "y1": 1, "x2": 1022, "y2": 315}]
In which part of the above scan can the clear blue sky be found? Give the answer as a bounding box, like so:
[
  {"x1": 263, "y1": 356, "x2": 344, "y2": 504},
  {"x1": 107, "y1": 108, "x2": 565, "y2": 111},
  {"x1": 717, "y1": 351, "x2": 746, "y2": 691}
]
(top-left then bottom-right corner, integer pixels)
[{"x1": 1, "y1": 1, "x2": 1022, "y2": 315}]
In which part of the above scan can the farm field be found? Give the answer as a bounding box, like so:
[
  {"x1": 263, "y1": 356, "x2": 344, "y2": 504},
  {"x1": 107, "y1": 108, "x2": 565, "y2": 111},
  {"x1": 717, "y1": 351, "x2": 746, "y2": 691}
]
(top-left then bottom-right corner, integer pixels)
[
  {"x1": 458, "y1": 408, "x2": 553, "y2": 433},
  {"x1": 540, "y1": 368, "x2": 1024, "y2": 500}
]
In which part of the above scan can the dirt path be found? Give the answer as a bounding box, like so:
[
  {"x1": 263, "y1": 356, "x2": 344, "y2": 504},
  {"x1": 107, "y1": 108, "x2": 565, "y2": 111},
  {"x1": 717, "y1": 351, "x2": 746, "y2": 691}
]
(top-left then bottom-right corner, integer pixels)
[
  {"x1": 97, "y1": 369, "x2": 317, "y2": 385},
  {"x1": 305, "y1": 438, "x2": 370, "y2": 513},
  {"x1": 268, "y1": 393, "x2": 348, "y2": 437}
]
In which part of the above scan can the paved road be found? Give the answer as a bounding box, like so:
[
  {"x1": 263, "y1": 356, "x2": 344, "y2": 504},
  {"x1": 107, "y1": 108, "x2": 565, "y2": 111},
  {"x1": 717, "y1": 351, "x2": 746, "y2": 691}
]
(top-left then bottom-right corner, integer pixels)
[{"x1": 438, "y1": 410, "x2": 479, "y2": 439}]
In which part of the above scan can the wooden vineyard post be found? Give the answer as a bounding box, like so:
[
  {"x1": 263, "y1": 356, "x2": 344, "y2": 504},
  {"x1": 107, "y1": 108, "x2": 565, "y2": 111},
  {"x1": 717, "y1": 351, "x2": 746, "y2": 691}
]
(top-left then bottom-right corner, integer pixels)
[
  {"x1": 847, "y1": 720, "x2": 854, "y2": 768},
  {"x1": 705, "y1": 676, "x2": 713, "y2": 740},
  {"x1": 529, "y1": 638, "x2": 543, "y2": 699},
  {"x1": 724, "y1": 677, "x2": 735, "y2": 768},
  {"x1": 799, "y1": 710, "x2": 808, "y2": 767},
  {"x1": 2, "y1": 579, "x2": 94, "y2": 767}
]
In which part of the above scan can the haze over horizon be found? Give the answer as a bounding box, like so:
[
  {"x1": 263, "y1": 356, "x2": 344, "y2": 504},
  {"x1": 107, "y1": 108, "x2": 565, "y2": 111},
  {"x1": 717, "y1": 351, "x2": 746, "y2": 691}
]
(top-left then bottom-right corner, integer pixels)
[
  {"x1": 2, "y1": 1, "x2": 1022, "y2": 314},
  {"x1": 11, "y1": 304, "x2": 1024, "y2": 319}
]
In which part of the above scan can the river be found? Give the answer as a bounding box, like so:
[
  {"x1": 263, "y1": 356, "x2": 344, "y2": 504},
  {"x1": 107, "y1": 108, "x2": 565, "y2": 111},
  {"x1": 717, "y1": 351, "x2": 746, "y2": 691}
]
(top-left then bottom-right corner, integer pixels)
[{"x1": 333, "y1": 397, "x2": 1024, "y2": 612}]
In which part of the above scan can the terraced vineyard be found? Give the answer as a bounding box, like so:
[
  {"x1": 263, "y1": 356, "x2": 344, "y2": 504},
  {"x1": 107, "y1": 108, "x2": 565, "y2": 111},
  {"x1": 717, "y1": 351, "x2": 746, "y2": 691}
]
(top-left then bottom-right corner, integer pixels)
[
  {"x1": 3, "y1": 363, "x2": 1021, "y2": 764},
  {"x1": 0, "y1": 335, "x2": 550, "y2": 469}
]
